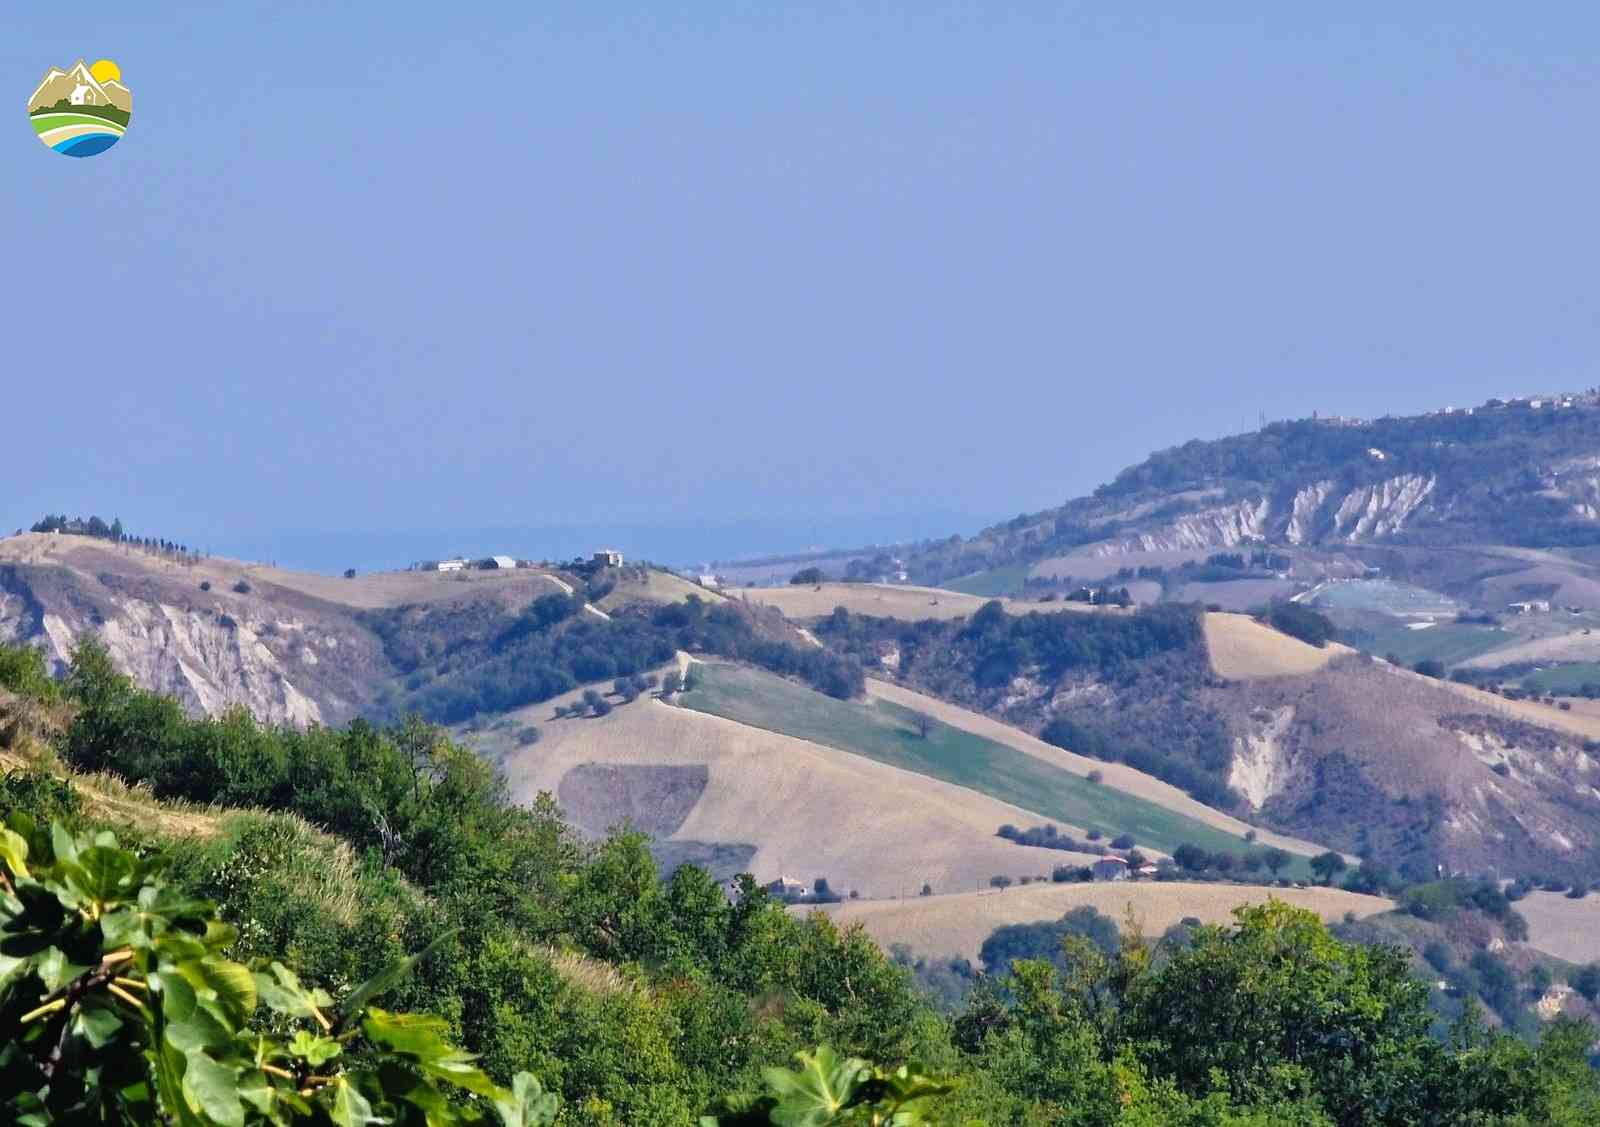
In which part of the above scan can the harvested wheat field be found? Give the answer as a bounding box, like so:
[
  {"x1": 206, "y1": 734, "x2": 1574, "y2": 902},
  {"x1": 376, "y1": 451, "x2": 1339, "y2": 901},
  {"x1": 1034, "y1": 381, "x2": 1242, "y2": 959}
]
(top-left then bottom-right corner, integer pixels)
[
  {"x1": 864, "y1": 679, "x2": 1330, "y2": 858},
  {"x1": 1506, "y1": 891, "x2": 1600, "y2": 964},
  {"x1": 1204, "y1": 613, "x2": 1344, "y2": 679},
  {"x1": 490, "y1": 690, "x2": 1097, "y2": 897},
  {"x1": 596, "y1": 570, "x2": 726, "y2": 611},
  {"x1": 0, "y1": 532, "x2": 572, "y2": 612},
  {"x1": 730, "y1": 582, "x2": 1112, "y2": 622},
  {"x1": 1385, "y1": 662, "x2": 1600, "y2": 743},
  {"x1": 238, "y1": 561, "x2": 572, "y2": 610},
  {"x1": 1457, "y1": 631, "x2": 1600, "y2": 670},
  {"x1": 815, "y1": 881, "x2": 1394, "y2": 962}
]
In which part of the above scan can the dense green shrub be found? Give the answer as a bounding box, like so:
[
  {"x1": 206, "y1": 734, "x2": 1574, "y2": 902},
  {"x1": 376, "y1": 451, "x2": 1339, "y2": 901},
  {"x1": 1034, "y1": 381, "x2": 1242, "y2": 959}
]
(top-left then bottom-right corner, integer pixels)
[
  {"x1": 1265, "y1": 601, "x2": 1335, "y2": 648},
  {"x1": 368, "y1": 595, "x2": 863, "y2": 724}
]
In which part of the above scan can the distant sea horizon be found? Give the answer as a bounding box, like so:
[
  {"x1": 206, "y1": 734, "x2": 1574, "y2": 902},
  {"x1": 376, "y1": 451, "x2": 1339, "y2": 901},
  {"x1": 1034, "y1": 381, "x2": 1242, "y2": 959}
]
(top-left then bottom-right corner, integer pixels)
[{"x1": 204, "y1": 510, "x2": 999, "y2": 577}]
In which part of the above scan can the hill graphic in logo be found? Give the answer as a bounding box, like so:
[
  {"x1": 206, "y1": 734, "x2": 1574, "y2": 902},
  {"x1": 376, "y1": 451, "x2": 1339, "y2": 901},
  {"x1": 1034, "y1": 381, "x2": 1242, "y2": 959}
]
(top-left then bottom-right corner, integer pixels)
[{"x1": 28, "y1": 59, "x2": 132, "y2": 158}]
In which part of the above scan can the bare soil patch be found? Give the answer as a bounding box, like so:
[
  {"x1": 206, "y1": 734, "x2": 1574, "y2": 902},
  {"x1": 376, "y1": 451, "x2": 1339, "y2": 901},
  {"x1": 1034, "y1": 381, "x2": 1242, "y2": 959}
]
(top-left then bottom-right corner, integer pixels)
[{"x1": 556, "y1": 763, "x2": 708, "y2": 838}]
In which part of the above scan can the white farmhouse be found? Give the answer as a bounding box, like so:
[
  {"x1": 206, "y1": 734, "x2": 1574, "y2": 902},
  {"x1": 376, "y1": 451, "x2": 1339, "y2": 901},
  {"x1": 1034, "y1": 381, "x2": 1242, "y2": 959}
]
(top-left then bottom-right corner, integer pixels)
[{"x1": 1091, "y1": 856, "x2": 1130, "y2": 882}]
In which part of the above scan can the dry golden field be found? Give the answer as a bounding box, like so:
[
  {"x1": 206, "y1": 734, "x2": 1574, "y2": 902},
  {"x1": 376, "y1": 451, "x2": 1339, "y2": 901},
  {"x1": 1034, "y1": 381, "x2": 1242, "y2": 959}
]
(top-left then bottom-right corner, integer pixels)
[
  {"x1": 864, "y1": 679, "x2": 1331, "y2": 859},
  {"x1": 484, "y1": 687, "x2": 1099, "y2": 897},
  {"x1": 729, "y1": 582, "x2": 1112, "y2": 621},
  {"x1": 813, "y1": 881, "x2": 1394, "y2": 962},
  {"x1": 1515, "y1": 891, "x2": 1600, "y2": 964},
  {"x1": 1203, "y1": 612, "x2": 1344, "y2": 679},
  {"x1": 1384, "y1": 662, "x2": 1600, "y2": 742},
  {"x1": 596, "y1": 570, "x2": 727, "y2": 611},
  {"x1": 0, "y1": 533, "x2": 572, "y2": 611}
]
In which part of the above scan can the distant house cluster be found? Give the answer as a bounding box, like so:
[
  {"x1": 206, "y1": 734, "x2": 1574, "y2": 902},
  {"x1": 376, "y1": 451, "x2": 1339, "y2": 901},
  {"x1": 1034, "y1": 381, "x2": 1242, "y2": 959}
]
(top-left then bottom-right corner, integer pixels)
[
  {"x1": 764, "y1": 875, "x2": 808, "y2": 900},
  {"x1": 1506, "y1": 600, "x2": 1552, "y2": 615},
  {"x1": 1091, "y1": 856, "x2": 1129, "y2": 881},
  {"x1": 422, "y1": 555, "x2": 523, "y2": 572}
]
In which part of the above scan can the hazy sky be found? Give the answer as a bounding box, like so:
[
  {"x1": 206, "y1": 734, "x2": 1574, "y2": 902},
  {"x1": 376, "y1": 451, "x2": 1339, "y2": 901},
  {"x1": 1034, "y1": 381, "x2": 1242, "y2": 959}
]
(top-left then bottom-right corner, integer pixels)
[{"x1": 7, "y1": 5, "x2": 1600, "y2": 569}]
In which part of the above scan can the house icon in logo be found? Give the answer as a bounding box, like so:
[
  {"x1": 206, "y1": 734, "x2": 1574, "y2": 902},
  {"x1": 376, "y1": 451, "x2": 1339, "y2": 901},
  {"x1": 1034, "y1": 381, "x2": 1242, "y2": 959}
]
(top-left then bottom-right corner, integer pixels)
[{"x1": 27, "y1": 58, "x2": 132, "y2": 158}]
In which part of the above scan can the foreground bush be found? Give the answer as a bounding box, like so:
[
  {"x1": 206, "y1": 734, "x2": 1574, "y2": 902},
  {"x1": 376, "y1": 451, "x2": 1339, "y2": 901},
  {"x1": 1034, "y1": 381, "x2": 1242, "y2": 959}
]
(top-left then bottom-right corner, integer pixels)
[{"x1": 0, "y1": 817, "x2": 555, "y2": 1125}]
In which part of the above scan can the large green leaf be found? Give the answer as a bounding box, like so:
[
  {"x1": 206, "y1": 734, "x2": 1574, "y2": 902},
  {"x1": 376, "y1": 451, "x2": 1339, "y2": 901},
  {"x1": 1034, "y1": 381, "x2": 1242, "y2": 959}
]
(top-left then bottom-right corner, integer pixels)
[
  {"x1": 257, "y1": 962, "x2": 335, "y2": 1025},
  {"x1": 494, "y1": 1071, "x2": 560, "y2": 1127},
  {"x1": 364, "y1": 1008, "x2": 498, "y2": 1097},
  {"x1": 165, "y1": 1007, "x2": 232, "y2": 1054},
  {"x1": 762, "y1": 1047, "x2": 871, "y2": 1127},
  {"x1": 157, "y1": 968, "x2": 198, "y2": 1024},
  {"x1": 72, "y1": 1000, "x2": 124, "y2": 1050},
  {"x1": 337, "y1": 929, "x2": 457, "y2": 1025},
  {"x1": 0, "y1": 827, "x2": 31, "y2": 880},
  {"x1": 70, "y1": 845, "x2": 138, "y2": 903},
  {"x1": 327, "y1": 1076, "x2": 384, "y2": 1127},
  {"x1": 873, "y1": 1063, "x2": 958, "y2": 1123},
  {"x1": 288, "y1": 1029, "x2": 342, "y2": 1067},
  {"x1": 181, "y1": 1050, "x2": 245, "y2": 1127},
  {"x1": 178, "y1": 957, "x2": 257, "y2": 1024},
  {"x1": 152, "y1": 1041, "x2": 208, "y2": 1127}
]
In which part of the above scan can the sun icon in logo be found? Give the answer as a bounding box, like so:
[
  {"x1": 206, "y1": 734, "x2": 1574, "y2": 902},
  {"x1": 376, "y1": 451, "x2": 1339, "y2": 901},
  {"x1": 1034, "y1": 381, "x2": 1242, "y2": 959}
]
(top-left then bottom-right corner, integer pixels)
[{"x1": 27, "y1": 57, "x2": 133, "y2": 158}]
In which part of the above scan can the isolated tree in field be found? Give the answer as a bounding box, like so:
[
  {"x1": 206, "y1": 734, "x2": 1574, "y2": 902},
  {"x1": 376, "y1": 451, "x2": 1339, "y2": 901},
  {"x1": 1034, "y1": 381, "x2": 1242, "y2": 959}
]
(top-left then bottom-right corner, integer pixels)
[
  {"x1": 660, "y1": 670, "x2": 682, "y2": 696},
  {"x1": 790, "y1": 566, "x2": 825, "y2": 585},
  {"x1": 344, "y1": 567, "x2": 357, "y2": 578},
  {"x1": 1172, "y1": 843, "x2": 1210, "y2": 872},
  {"x1": 1310, "y1": 850, "x2": 1347, "y2": 885},
  {"x1": 911, "y1": 711, "x2": 933, "y2": 739},
  {"x1": 1263, "y1": 847, "x2": 1291, "y2": 876},
  {"x1": 990, "y1": 875, "x2": 1013, "y2": 889}
]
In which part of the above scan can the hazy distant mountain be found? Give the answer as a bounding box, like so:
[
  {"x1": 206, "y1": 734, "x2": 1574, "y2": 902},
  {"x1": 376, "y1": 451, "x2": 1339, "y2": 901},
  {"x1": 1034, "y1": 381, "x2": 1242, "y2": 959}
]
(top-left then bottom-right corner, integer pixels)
[{"x1": 908, "y1": 394, "x2": 1600, "y2": 587}]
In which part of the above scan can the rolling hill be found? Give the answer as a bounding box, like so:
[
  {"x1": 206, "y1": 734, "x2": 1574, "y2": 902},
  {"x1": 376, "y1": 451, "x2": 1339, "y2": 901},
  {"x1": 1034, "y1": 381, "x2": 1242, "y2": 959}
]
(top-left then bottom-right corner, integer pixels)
[
  {"x1": 0, "y1": 531, "x2": 781, "y2": 728},
  {"x1": 673, "y1": 661, "x2": 1333, "y2": 872},
  {"x1": 728, "y1": 581, "x2": 1106, "y2": 621},
  {"x1": 462, "y1": 664, "x2": 1103, "y2": 896},
  {"x1": 901, "y1": 397, "x2": 1600, "y2": 591},
  {"x1": 814, "y1": 881, "x2": 1394, "y2": 963}
]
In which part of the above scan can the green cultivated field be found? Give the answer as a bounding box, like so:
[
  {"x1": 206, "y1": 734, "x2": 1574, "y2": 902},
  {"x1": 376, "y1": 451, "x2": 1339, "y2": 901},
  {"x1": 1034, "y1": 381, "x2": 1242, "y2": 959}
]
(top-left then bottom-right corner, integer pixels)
[
  {"x1": 682, "y1": 662, "x2": 1296, "y2": 867},
  {"x1": 1349, "y1": 622, "x2": 1508, "y2": 667},
  {"x1": 945, "y1": 563, "x2": 1033, "y2": 597},
  {"x1": 1522, "y1": 662, "x2": 1600, "y2": 694}
]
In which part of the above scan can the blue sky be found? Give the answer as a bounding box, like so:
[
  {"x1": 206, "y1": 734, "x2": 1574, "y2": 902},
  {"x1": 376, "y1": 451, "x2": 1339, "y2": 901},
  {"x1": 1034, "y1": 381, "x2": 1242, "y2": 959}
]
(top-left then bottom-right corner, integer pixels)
[{"x1": 6, "y1": 5, "x2": 1600, "y2": 570}]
